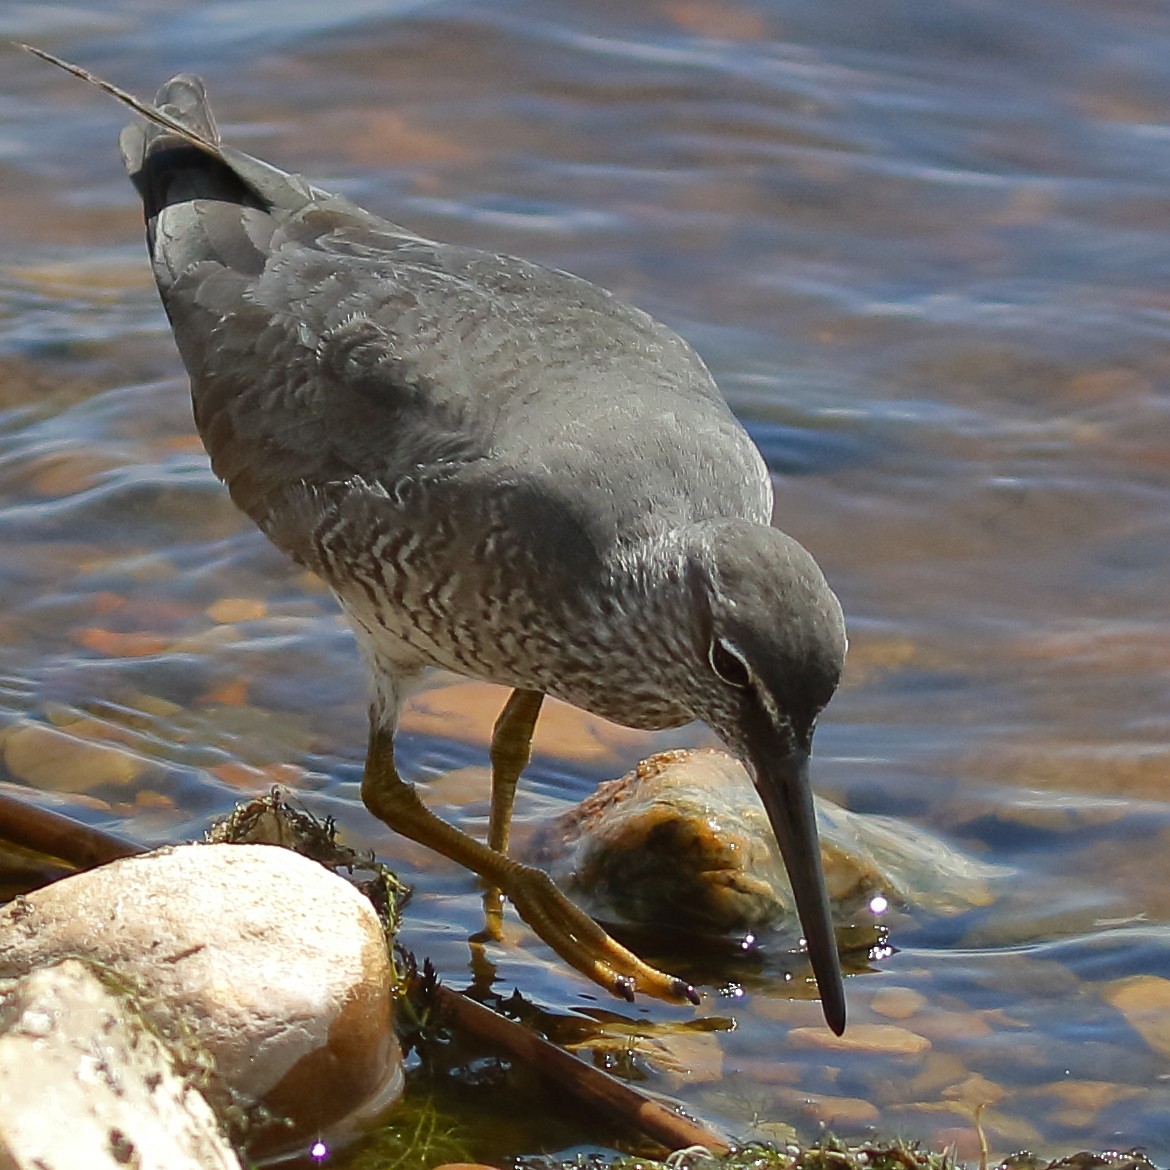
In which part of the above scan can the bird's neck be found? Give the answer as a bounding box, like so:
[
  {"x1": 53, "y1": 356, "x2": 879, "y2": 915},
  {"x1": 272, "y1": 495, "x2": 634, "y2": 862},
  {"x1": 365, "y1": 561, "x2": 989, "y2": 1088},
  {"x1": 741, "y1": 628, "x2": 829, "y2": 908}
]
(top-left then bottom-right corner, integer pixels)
[{"x1": 531, "y1": 529, "x2": 700, "y2": 730}]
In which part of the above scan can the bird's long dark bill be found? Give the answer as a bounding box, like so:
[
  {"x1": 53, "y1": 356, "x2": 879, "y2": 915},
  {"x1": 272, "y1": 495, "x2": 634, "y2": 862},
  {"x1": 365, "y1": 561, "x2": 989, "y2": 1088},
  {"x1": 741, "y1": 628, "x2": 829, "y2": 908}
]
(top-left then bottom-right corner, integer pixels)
[{"x1": 754, "y1": 749, "x2": 847, "y2": 1034}]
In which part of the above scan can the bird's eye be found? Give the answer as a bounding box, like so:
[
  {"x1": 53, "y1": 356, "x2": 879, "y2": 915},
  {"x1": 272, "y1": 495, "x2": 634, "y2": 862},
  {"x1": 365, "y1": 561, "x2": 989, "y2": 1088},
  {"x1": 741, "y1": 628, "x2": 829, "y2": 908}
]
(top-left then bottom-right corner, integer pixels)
[{"x1": 709, "y1": 638, "x2": 751, "y2": 688}]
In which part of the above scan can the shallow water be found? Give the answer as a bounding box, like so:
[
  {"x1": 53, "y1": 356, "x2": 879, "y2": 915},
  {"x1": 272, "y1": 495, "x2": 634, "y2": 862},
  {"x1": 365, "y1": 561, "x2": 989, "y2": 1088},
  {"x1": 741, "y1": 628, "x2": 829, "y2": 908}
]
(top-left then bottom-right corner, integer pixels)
[{"x1": 2, "y1": 0, "x2": 1170, "y2": 1163}]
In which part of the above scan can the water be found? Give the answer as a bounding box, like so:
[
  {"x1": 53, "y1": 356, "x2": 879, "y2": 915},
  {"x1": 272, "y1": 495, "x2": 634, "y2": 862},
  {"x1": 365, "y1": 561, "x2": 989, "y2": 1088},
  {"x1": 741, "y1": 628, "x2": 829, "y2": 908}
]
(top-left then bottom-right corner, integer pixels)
[{"x1": 3, "y1": 0, "x2": 1170, "y2": 1162}]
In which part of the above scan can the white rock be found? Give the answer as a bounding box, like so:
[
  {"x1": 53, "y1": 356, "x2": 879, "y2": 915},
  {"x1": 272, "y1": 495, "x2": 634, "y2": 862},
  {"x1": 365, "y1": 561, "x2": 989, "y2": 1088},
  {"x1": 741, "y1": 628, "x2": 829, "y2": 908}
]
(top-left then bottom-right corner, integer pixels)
[
  {"x1": 0, "y1": 843, "x2": 403, "y2": 1158},
  {"x1": 0, "y1": 958, "x2": 243, "y2": 1170}
]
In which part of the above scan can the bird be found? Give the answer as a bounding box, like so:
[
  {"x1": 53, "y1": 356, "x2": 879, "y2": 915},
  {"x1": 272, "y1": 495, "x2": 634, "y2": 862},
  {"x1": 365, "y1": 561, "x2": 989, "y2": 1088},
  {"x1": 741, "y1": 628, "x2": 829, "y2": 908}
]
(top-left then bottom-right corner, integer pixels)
[{"x1": 25, "y1": 46, "x2": 849, "y2": 1033}]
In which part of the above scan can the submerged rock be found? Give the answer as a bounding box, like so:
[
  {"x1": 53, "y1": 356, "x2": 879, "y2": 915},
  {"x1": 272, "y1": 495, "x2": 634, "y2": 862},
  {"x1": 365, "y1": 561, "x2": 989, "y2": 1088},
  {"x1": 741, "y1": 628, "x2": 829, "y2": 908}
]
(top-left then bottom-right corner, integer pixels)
[
  {"x1": 1102, "y1": 974, "x2": 1170, "y2": 1060},
  {"x1": 0, "y1": 958, "x2": 243, "y2": 1170},
  {"x1": 0, "y1": 717, "x2": 148, "y2": 792},
  {"x1": 0, "y1": 843, "x2": 403, "y2": 1158},
  {"x1": 528, "y1": 749, "x2": 1006, "y2": 939}
]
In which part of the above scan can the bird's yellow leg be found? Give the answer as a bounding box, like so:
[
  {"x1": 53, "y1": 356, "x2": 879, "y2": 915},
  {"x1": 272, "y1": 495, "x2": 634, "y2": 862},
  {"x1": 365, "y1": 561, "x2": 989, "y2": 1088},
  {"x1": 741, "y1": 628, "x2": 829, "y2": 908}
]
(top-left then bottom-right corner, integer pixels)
[
  {"x1": 360, "y1": 721, "x2": 698, "y2": 1005},
  {"x1": 487, "y1": 688, "x2": 544, "y2": 855},
  {"x1": 481, "y1": 688, "x2": 544, "y2": 936}
]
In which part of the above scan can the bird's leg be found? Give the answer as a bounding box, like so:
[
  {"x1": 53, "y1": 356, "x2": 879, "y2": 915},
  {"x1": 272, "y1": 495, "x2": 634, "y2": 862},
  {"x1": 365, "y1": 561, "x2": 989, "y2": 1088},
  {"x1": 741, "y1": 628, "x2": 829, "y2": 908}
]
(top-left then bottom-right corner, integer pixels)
[
  {"x1": 487, "y1": 688, "x2": 544, "y2": 855},
  {"x1": 481, "y1": 688, "x2": 544, "y2": 937},
  {"x1": 360, "y1": 719, "x2": 698, "y2": 1005}
]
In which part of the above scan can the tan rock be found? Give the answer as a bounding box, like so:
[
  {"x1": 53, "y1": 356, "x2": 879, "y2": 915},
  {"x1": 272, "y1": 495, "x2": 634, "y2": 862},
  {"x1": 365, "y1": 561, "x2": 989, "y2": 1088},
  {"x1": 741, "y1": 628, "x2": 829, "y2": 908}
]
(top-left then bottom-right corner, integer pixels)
[
  {"x1": 400, "y1": 679, "x2": 654, "y2": 764},
  {"x1": 207, "y1": 598, "x2": 267, "y2": 624},
  {"x1": 1017, "y1": 1078, "x2": 1145, "y2": 1131},
  {"x1": 0, "y1": 844, "x2": 403, "y2": 1156},
  {"x1": 909, "y1": 1007, "x2": 995, "y2": 1043},
  {"x1": 1045, "y1": 1077, "x2": 1145, "y2": 1113},
  {"x1": 941, "y1": 1072, "x2": 1007, "y2": 1109},
  {"x1": 1102, "y1": 974, "x2": 1170, "y2": 1058},
  {"x1": 528, "y1": 747, "x2": 1006, "y2": 937},
  {"x1": 774, "y1": 1086, "x2": 880, "y2": 1129},
  {"x1": 787, "y1": 1021, "x2": 931, "y2": 1058},
  {"x1": 1, "y1": 718, "x2": 145, "y2": 791},
  {"x1": 869, "y1": 985, "x2": 927, "y2": 1020},
  {"x1": 906, "y1": 1050, "x2": 968, "y2": 1098},
  {"x1": 0, "y1": 959, "x2": 242, "y2": 1170}
]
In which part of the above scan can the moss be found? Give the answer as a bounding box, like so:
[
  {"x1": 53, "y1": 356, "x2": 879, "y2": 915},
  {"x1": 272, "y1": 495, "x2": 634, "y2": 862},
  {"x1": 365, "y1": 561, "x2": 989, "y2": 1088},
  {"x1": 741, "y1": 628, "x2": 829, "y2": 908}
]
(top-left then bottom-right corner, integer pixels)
[
  {"x1": 509, "y1": 1138, "x2": 1163, "y2": 1170},
  {"x1": 342, "y1": 1094, "x2": 473, "y2": 1170}
]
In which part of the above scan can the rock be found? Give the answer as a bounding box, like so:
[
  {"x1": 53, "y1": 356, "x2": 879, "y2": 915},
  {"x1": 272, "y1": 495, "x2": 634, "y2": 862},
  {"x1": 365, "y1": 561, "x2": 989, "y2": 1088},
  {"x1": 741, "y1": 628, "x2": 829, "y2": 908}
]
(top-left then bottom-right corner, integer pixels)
[
  {"x1": 1017, "y1": 1077, "x2": 1144, "y2": 1130},
  {"x1": 773, "y1": 1086, "x2": 880, "y2": 1130},
  {"x1": 530, "y1": 750, "x2": 790, "y2": 935},
  {"x1": 0, "y1": 958, "x2": 242, "y2": 1170},
  {"x1": 905, "y1": 1050, "x2": 968, "y2": 1098},
  {"x1": 399, "y1": 680, "x2": 653, "y2": 765},
  {"x1": 1102, "y1": 974, "x2": 1170, "y2": 1059},
  {"x1": 207, "y1": 598, "x2": 267, "y2": 624},
  {"x1": 0, "y1": 843, "x2": 403, "y2": 1158},
  {"x1": 1, "y1": 718, "x2": 146, "y2": 791},
  {"x1": 786, "y1": 1022, "x2": 932, "y2": 1057},
  {"x1": 941, "y1": 1071, "x2": 1007, "y2": 1109},
  {"x1": 869, "y1": 985, "x2": 928, "y2": 1020},
  {"x1": 527, "y1": 748, "x2": 1006, "y2": 939}
]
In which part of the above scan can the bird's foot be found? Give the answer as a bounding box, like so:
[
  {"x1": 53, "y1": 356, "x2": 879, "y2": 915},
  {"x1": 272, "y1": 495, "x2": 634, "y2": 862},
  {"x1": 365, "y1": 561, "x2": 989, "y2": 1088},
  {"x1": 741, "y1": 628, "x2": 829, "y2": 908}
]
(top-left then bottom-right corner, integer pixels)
[
  {"x1": 499, "y1": 861, "x2": 700, "y2": 1005},
  {"x1": 479, "y1": 886, "x2": 506, "y2": 941}
]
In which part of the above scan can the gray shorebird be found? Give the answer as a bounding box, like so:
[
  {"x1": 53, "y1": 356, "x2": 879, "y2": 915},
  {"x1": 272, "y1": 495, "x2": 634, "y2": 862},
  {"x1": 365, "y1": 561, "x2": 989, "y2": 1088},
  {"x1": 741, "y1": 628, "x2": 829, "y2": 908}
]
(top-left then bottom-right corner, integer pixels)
[{"x1": 26, "y1": 48, "x2": 849, "y2": 1031}]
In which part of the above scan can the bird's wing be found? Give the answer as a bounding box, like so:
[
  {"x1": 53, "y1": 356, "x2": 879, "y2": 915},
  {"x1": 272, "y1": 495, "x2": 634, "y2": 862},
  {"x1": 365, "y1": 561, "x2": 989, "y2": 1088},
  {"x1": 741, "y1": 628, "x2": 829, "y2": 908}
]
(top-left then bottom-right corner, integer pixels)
[{"x1": 25, "y1": 49, "x2": 770, "y2": 544}]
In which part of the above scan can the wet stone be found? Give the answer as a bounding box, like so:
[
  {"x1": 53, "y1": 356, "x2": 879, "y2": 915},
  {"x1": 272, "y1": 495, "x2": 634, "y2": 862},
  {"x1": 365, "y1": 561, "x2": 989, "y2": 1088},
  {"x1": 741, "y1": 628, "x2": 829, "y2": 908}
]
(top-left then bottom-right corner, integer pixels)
[
  {"x1": 941, "y1": 1071, "x2": 1007, "y2": 1109},
  {"x1": 965, "y1": 1106, "x2": 1044, "y2": 1151},
  {"x1": 0, "y1": 843, "x2": 403, "y2": 1158},
  {"x1": 869, "y1": 985, "x2": 928, "y2": 1020},
  {"x1": 400, "y1": 679, "x2": 653, "y2": 765},
  {"x1": 1, "y1": 718, "x2": 148, "y2": 791},
  {"x1": 0, "y1": 958, "x2": 243, "y2": 1170},
  {"x1": 879, "y1": 1050, "x2": 967, "y2": 1104},
  {"x1": 206, "y1": 598, "x2": 268, "y2": 624},
  {"x1": 526, "y1": 747, "x2": 1003, "y2": 940},
  {"x1": 906, "y1": 1007, "x2": 996, "y2": 1045},
  {"x1": 661, "y1": 0, "x2": 770, "y2": 41},
  {"x1": 71, "y1": 626, "x2": 172, "y2": 658},
  {"x1": 773, "y1": 1086, "x2": 880, "y2": 1131},
  {"x1": 1102, "y1": 975, "x2": 1170, "y2": 1060},
  {"x1": 787, "y1": 1022, "x2": 932, "y2": 1058},
  {"x1": 1018, "y1": 1078, "x2": 1145, "y2": 1131}
]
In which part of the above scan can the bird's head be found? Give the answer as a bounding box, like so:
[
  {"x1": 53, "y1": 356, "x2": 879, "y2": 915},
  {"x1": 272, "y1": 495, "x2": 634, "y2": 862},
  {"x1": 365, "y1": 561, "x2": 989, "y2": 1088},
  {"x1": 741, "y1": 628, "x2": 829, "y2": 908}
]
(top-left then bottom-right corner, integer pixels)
[{"x1": 681, "y1": 519, "x2": 847, "y2": 1032}]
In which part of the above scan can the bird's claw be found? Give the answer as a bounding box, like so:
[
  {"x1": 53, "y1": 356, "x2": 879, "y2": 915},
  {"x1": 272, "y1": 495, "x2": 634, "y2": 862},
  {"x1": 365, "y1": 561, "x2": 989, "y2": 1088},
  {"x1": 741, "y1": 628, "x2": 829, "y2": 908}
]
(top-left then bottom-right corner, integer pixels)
[{"x1": 499, "y1": 862, "x2": 699, "y2": 1005}]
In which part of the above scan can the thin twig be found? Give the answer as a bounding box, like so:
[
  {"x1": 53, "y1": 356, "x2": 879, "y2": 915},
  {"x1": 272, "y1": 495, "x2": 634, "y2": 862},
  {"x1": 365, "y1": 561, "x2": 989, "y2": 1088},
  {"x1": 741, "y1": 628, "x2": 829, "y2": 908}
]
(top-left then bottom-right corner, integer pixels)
[
  {"x1": 0, "y1": 787, "x2": 140, "y2": 869},
  {"x1": 432, "y1": 983, "x2": 731, "y2": 1155}
]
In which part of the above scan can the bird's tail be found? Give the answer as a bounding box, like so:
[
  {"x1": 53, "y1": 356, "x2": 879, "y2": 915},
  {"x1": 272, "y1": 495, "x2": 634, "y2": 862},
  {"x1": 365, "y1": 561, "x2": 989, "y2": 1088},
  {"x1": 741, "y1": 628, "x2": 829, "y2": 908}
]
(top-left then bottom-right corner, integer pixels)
[{"x1": 19, "y1": 45, "x2": 321, "y2": 287}]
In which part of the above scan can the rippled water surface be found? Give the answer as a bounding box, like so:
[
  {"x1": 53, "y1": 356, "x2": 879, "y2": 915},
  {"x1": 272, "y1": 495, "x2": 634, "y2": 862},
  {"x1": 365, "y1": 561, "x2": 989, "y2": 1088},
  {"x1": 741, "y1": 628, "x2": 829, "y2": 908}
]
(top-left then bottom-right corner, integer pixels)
[{"x1": 3, "y1": 0, "x2": 1170, "y2": 1163}]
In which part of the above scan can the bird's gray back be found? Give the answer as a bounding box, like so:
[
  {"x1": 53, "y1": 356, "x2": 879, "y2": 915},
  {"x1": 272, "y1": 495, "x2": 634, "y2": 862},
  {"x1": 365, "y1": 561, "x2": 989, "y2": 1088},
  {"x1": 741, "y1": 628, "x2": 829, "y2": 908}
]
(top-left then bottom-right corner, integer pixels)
[
  {"x1": 164, "y1": 204, "x2": 770, "y2": 543},
  {"x1": 116, "y1": 78, "x2": 766, "y2": 540}
]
